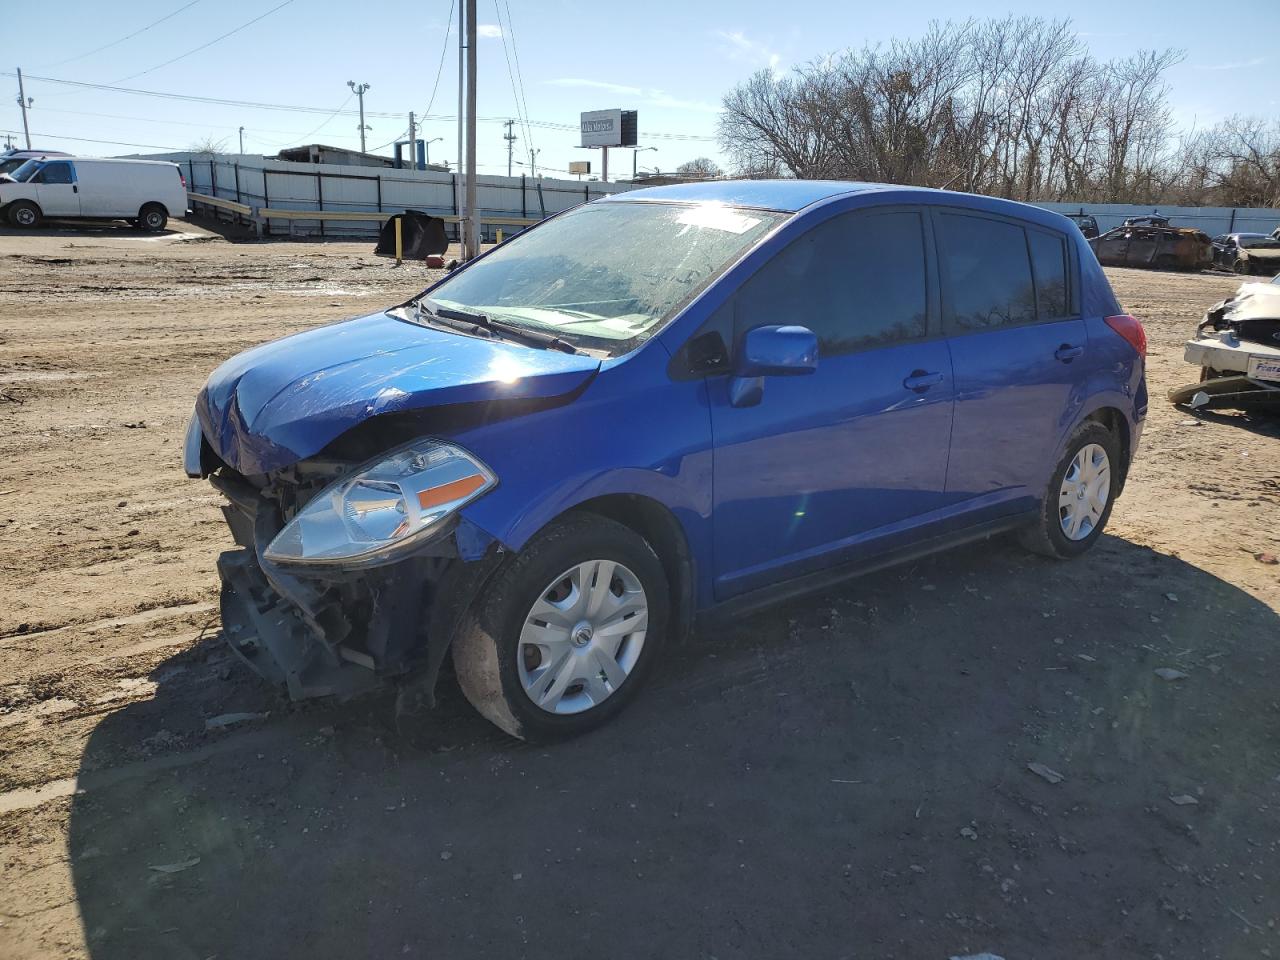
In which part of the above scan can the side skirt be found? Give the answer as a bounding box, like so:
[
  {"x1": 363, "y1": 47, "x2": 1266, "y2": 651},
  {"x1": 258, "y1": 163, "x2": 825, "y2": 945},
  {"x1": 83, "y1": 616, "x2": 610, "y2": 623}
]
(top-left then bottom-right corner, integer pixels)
[{"x1": 696, "y1": 512, "x2": 1034, "y2": 627}]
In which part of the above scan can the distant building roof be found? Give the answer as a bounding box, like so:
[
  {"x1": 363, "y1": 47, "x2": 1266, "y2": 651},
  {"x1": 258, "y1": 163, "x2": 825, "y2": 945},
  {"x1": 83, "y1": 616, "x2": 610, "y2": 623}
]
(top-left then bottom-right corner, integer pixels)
[{"x1": 275, "y1": 144, "x2": 395, "y2": 168}]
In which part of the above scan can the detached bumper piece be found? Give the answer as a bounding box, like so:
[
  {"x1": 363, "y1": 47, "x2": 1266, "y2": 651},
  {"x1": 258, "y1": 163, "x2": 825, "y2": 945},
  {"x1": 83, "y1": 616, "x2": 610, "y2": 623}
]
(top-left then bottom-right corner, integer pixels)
[{"x1": 1168, "y1": 374, "x2": 1280, "y2": 412}]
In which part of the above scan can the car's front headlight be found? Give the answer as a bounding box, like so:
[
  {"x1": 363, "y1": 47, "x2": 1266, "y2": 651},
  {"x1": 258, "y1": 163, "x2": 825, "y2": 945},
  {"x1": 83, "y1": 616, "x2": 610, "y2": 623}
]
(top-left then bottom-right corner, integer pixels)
[{"x1": 263, "y1": 440, "x2": 496, "y2": 565}]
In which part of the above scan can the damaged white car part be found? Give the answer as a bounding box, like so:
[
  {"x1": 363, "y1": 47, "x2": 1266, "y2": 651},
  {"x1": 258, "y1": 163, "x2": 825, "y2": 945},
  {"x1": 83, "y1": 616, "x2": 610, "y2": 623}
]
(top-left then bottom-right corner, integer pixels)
[
  {"x1": 264, "y1": 441, "x2": 496, "y2": 565},
  {"x1": 1170, "y1": 276, "x2": 1280, "y2": 413}
]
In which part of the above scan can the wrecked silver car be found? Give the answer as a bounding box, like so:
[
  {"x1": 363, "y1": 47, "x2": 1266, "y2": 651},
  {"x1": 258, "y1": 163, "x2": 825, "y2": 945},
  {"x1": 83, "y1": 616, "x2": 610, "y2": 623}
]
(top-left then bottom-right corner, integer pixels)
[{"x1": 1170, "y1": 274, "x2": 1280, "y2": 411}]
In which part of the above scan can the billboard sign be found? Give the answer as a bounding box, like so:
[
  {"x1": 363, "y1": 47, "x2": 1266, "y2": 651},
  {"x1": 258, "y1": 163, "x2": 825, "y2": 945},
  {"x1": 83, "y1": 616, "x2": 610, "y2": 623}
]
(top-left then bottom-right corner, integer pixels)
[
  {"x1": 568, "y1": 160, "x2": 592, "y2": 174},
  {"x1": 580, "y1": 109, "x2": 638, "y2": 148}
]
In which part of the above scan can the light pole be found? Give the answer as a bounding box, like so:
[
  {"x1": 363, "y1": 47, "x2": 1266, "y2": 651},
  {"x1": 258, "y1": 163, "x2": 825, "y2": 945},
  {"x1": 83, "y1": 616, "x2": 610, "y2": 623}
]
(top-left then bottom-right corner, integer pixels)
[
  {"x1": 632, "y1": 146, "x2": 657, "y2": 179},
  {"x1": 424, "y1": 137, "x2": 442, "y2": 167},
  {"x1": 346, "y1": 80, "x2": 371, "y2": 153},
  {"x1": 238, "y1": 126, "x2": 245, "y2": 154}
]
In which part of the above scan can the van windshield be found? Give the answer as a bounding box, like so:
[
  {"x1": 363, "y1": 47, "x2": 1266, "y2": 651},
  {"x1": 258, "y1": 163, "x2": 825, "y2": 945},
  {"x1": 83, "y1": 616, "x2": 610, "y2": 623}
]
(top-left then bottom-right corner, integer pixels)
[
  {"x1": 7, "y1": 160, "x2": 42, "y2": 182},
  {"x1": 420, "y1": 201, "x2": 786, "y2": 352}
]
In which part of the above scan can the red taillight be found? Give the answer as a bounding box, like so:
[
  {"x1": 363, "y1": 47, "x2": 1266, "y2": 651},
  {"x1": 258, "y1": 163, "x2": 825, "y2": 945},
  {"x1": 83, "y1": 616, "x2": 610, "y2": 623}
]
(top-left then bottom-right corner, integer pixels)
[
  {"x1": 1105, "y1": 314, "x2": 1146, "y2": 358},
  {"x1": 179, "y1": 170, "x2": 187, "y2": 188}
]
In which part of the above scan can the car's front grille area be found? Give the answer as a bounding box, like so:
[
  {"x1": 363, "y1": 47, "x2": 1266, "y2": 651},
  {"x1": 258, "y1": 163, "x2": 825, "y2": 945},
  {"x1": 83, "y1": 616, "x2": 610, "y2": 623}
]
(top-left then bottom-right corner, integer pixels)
[{"x1": 1235, "y1": 318, "x2": 1280, "y2": 347}]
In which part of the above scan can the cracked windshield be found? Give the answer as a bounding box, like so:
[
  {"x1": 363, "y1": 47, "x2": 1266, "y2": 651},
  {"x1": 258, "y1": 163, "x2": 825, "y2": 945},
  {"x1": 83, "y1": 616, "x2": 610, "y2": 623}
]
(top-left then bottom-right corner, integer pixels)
[{"x1": 425, "y1": 202, "x2": 785, "y2": 347}]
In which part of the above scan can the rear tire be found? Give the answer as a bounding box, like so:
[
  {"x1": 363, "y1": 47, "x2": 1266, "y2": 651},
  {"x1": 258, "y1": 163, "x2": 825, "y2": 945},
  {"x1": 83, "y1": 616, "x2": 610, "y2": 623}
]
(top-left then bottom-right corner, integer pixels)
[
  {"x1": 1018, "y1": 421, "x2": 1121, "y2": 560},
  {"x1": 452, "y1": 513, "x2": 669, "y2": 741},
  {"x1": 137, "y1": 204, "x2": 167, "y2": 232},
  {"x1": 1233, "y1": 258, "x2": 1250, "y2": 275},
  {"x1": 7, "y1": 201, "x2": 42, "y2": 229}
]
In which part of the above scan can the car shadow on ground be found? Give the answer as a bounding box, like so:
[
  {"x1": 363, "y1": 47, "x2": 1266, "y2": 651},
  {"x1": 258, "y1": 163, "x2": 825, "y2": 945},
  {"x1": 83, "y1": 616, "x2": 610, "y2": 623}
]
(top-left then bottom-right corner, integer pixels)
[
  {"x1": 0, "y1": 221, "x2": 187, "y2": 240},
  {"x1": 68, "y1": 533, "x2": 1279, "y2": 959}
]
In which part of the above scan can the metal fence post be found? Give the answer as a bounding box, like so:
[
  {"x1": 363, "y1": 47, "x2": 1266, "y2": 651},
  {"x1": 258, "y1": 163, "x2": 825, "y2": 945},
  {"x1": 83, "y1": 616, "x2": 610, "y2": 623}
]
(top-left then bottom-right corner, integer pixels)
[
  {"x1": 316, "y1": 172, "x2": 325, "y2": 239},
  {"x1": 262, "y1": 170, "x2": 271, "y2": 238},
  {"x1": 521, "y1": 174, "x2": 527, "y2": 218},
  {"x1": 210, "y1": 160, "x2": 217, "y2": 200},
  {"x1": 376, "y1": 175, "x2": 382, "y2": 212},
  {"x1": 233, "y1": 163, "x2": 242, "y2": 208}
]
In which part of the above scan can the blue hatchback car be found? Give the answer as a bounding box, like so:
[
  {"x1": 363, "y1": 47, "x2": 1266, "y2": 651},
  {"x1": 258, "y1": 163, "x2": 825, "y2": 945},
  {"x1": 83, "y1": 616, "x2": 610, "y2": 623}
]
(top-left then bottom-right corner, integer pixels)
[{"x1": 186, "y1": 181, "x2": 1147, "y2": 740}]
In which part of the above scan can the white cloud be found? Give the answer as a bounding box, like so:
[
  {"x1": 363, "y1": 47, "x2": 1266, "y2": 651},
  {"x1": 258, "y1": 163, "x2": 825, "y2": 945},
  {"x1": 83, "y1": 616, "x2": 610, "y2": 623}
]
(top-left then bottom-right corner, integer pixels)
[
  {"x1": 1194, "y1": 56, "x2": 1265, "y2": 71},
  {"x1": 545, "y1": 78, "x2": 720, "y2": 114},
  {"x1": 715, "y1": 29, "x2": 784, "y2": 75},
  {"x1": 545, "y1": 78, "x2": 643, "y2": 97},
  {"x1": 477, "y1": 23, "x2": 502, "y2": 38}
]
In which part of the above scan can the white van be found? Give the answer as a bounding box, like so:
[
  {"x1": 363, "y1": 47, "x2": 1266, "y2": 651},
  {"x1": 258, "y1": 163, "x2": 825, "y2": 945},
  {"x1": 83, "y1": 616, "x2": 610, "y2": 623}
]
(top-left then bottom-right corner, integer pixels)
[{"x1": 0, "y1": 157, "x2": 187, "y2": 232}]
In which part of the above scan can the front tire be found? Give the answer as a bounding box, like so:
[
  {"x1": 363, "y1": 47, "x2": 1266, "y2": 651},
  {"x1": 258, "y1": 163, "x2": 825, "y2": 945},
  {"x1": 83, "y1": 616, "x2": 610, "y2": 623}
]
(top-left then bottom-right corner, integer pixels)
[
  {"x1": 1233, "y1": 258, "x2": 1250, "y2": 275},
  {"x1": 1018, "y1": 421, "x2": 1121, "y2": 559},
  {"x1": 7, "y1": 200, "x2": 42, "y2": 228},
  {"x1": 452, "y1": 514, "x2": 669, "y2": 741}
]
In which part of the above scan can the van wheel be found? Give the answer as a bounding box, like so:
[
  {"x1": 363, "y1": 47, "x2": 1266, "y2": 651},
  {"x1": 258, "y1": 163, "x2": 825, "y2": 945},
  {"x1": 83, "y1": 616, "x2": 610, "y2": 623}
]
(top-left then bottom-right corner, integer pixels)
[
  {"x1": 1018, "y1": 421, "x2": 1121, "y2": 560},
  {"x1": 137, "y1": 204, "x2": 167, "y2": 232},
  {"x1": 7, "y1": 201, "x2": 42, "y2": 229},
  {"x1": 452, "y1": 513, "x2": 669, "y2": 741}
]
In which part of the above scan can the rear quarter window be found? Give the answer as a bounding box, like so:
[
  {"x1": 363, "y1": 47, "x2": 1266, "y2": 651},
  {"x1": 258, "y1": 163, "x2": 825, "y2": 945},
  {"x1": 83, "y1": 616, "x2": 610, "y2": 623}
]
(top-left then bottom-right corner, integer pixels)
[{"x1": 1027, "y1": 229, "x2": 1069, "y2": 319}]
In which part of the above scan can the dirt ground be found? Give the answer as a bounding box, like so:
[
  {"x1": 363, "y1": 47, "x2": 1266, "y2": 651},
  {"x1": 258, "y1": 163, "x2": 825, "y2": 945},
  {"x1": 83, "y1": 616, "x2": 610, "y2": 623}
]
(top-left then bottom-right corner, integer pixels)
[{"x1": 1, "y1": 218, "x2": 1278, "y2": 960}]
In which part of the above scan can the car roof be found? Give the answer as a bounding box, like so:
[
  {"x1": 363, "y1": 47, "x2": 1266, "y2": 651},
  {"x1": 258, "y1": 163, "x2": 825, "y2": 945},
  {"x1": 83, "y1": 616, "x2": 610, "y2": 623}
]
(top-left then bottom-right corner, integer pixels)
[
  {"x1": 602, "y1": 179, "x2": 890, "y2": 212},
  {"x1": 601, "y1": 179, "x2": 1076, "y2": 231}
]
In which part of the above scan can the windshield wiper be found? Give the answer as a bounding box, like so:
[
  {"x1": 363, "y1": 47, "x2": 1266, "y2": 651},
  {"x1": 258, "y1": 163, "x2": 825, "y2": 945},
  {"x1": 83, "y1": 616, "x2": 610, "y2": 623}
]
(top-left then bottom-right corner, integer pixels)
[{"x1": 420, "y1": 302, "x2": 582, "y2": 355}]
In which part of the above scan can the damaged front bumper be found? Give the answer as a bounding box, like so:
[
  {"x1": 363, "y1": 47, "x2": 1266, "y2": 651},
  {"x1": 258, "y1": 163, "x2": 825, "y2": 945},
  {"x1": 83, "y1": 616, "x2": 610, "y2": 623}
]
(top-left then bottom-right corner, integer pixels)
[
  {"x1": 1171, "y1": 334, "x2": 1280, "y2": 411},
  {"x1": 212, "y1": 471, "x2": 504, "y2": 703}
]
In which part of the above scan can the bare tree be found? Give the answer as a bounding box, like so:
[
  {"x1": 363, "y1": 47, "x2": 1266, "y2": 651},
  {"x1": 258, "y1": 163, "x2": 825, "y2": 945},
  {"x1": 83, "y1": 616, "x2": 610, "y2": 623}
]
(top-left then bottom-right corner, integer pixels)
[
  {"x1": 717, "y1": 16, "x2": 1185, "y2": 203},
  {"x1": 675, "y1": 157, "x2": 724, "y2": 179},
  {"x1": 187, "y1": 136, "x2": 229, "y2": 155}
]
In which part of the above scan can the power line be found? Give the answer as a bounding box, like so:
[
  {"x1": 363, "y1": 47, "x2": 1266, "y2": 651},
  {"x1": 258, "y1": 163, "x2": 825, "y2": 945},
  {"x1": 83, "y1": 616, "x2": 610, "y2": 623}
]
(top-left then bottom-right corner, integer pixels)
[
  {"x1": 281, "y1": 93, "x2": 355, "y2": 148},
  {"x1": 110, "y1": 0, "x2": 296, "y2": 84},
  {"x1": 44, "y1": 0, "x2": 202, "y2": 68},
  {"x1": 502, "y1": 0, "x2": 537, "y2": 165},
  {"x1": 0, "y1": 128, "x2": 183, "y2": 151},
  {"x1": 493, "y1": 1, "x2": 526, "y2": 165},
  {"x1": 420, "y1": 0, "x2": 454, "y2": 118},
  {"x1": 2, "y1": 71, "x2": 716, "y2": 141},
  {"x1": 32, "y1": 105, "x2": 314, "y2": 137}
]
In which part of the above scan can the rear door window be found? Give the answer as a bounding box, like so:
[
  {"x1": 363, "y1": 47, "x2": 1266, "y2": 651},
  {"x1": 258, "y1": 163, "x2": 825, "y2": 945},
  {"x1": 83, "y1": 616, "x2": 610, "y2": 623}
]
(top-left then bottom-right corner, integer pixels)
[
  {"x1": 736, "y1": 209, "x2": 929, "y2": 355},
  {"x1": 936, "y1": 213, "x2": 1035, "y2": 331}
]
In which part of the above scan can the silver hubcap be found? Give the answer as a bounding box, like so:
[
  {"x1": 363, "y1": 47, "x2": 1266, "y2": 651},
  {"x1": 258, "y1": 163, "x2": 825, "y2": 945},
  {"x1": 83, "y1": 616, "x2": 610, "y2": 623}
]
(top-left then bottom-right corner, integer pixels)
[
  {"x1": 16, "y1": 209, "x2": 34, "y2": 226},
  {"x1": 1059, "y1": 443, "x2": 1110, "y2": 541},
  {"x1": 518, "y1": 559, "x2": 648, "y2": 715}
]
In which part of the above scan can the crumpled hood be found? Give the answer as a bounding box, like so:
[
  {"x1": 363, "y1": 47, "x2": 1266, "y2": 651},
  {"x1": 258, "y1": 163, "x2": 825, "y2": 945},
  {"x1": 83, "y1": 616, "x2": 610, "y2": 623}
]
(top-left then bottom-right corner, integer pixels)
[{"x1": 197, "y1": 310, "x2": 601, "y2": 475}]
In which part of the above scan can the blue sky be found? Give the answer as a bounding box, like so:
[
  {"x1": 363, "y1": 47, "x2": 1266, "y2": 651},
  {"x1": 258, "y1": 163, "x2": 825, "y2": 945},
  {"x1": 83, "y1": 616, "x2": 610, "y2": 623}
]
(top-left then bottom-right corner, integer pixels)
[{"x1": 2, "y1": 0, "x2": 1275, "y2": 179}]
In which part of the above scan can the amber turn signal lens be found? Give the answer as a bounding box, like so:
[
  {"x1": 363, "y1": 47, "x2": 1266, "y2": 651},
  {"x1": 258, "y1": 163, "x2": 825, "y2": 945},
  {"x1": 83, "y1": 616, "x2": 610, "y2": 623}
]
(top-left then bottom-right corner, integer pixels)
[{"x1": 417, "y1": 474, "x2": 487, "y2": 510}]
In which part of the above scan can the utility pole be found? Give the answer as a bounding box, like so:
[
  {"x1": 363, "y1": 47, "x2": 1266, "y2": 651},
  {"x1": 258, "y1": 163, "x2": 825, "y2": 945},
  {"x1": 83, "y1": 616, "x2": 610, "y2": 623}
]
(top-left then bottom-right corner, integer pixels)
[
  {"x1": 464, "y1": 0, "x2": 479, "y2": 260},
  {"x1": 455, "y1": 0, "x2": 464, "y2": 252},
  {"x1": 408, "y1": 111, "x2": 417, "y2": 169},
  {"x1": 347, "y1": 80, "x2": 371, "y2": 153},
  {"x1": 238, "y1": 126, "x2": 245, "y2": 154},
  {"x1": 15, "y1": 67, "x2": 33, "y2": 149},
  {"x1": 529, "y1": 147, "x2": 540, "y2": 179},
  {"x1": 503, "y1": 119, "x2": 518, "y2": 178}
]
